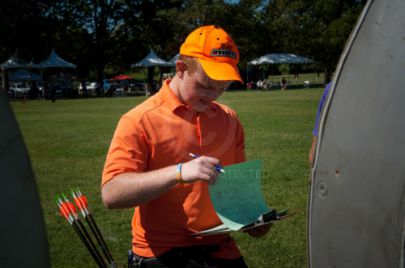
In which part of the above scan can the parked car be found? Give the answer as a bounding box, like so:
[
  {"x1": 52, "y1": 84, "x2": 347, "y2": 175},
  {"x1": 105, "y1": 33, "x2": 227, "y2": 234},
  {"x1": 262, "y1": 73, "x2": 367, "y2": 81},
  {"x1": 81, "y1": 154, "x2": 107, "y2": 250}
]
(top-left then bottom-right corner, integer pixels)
[
  {"x1": 8, "y1": 83, "x2": 31, "y2": 98},
  {"x1": 79, "y1": 82, "x2": 98, "y2": 95}
]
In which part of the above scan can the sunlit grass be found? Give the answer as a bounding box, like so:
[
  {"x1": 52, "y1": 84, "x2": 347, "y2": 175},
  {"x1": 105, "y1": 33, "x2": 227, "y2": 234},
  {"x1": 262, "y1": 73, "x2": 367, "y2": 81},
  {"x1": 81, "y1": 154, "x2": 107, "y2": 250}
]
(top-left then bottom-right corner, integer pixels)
[{"x1": 11, "y1": 87, "x2": 323, "y2": 267}]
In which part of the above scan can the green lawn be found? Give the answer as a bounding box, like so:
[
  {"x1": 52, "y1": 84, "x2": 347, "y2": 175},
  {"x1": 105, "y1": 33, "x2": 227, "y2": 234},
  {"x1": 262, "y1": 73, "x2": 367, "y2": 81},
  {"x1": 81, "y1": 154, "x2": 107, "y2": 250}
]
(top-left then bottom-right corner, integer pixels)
[{"x1": 11, "y1": 87, "x2": 324, "y2": 268}]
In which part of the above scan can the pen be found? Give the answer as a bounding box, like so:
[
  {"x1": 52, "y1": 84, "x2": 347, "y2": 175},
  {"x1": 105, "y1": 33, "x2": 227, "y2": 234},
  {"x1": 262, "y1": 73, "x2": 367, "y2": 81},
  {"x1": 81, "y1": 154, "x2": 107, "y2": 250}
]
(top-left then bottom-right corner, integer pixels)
[{"x1": 189, "y1": 153, "x2": 225, "y2": 173}]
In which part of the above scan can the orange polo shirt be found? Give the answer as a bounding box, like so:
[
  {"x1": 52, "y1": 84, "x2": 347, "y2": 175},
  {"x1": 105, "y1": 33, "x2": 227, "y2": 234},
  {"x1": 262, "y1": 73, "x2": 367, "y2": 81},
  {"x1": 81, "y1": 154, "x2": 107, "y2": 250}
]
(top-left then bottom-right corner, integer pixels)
[{"x1": 102, "y1": 80, "x2": 245, "y2": 259}]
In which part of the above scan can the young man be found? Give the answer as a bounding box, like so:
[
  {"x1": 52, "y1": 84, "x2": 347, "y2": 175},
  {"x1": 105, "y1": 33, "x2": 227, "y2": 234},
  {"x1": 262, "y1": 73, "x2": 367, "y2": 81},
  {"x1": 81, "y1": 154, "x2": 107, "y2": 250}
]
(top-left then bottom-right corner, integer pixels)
[{"x1": 102, "y1": 25, "x2": 270, "y2": 268}]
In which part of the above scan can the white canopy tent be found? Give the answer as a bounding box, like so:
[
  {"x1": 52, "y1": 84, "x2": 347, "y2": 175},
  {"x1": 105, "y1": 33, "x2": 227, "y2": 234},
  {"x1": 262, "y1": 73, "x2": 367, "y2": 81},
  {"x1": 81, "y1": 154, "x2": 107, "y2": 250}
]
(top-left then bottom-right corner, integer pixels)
[
  {"x1": 130, "y1": 49, "x2": 171, "y2": 68},
  {"x1": 248, "y1": 53, "x2": 314, "y2": 65},
  {"x1": 168, "y1": 53, "x2": 179, "y2": 67},
  {"x1": 247, "y1": 53, "x2": 315, "y2": 86},
  {"x1": 130, "y1": 50, "x2": 171, "y2": 95}
]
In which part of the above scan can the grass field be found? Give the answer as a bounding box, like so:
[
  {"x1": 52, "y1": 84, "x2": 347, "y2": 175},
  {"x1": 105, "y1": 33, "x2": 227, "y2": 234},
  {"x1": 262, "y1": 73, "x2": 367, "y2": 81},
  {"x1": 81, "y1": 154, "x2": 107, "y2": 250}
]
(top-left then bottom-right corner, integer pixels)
[{"x1": 11, "y1": 87, "x2": 324, "y2": 268}]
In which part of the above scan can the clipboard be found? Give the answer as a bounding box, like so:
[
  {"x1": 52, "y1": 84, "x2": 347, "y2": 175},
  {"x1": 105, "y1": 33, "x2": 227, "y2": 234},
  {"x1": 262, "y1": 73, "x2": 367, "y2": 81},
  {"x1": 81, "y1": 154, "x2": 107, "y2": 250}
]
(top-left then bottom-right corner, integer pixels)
[
  {"x1": 190, "y1": 209, "x2": 297, "y2": 236},
  {"x1": 187, "y1": 160, "x2": 297, "y2": 237}
]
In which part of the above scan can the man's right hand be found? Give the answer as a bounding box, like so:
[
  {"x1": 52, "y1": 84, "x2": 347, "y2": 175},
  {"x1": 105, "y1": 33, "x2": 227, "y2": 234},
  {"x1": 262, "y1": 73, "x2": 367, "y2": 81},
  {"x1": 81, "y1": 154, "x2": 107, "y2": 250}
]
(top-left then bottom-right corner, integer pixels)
[{"x1": 181, "y1": 156, "x2": 220, "y2": 185}]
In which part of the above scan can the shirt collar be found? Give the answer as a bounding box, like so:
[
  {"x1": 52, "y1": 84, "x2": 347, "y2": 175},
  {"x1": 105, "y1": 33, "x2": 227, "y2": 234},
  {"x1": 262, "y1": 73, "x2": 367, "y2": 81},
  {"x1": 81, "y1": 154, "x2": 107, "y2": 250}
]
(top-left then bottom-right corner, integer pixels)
[
  {"x1": 160, "y1": 79, "x2": 218, "y2": 114},
  {"x1": 160, "y1": 79, "x2": 186, "y2": 112}
]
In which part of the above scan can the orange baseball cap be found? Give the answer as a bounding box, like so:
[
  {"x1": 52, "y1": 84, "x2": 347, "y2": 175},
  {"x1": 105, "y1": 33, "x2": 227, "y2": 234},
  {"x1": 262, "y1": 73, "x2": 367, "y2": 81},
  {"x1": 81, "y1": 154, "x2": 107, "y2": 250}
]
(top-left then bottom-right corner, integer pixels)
[{"x1": 180, "y1": 25, "x2": 242, "y2": 83}]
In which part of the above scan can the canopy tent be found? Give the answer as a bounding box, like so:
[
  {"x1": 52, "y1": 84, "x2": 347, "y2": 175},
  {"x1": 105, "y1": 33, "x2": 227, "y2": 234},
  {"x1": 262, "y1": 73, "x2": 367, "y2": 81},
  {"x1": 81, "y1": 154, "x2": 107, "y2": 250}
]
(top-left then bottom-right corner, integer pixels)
[
  {"x1": 168, "y1": 53, "x2": 179, "y2": 67},
  {"x1": 248, "y1": 53, "x2": 314, "y2": 65},
  {"x1": 9, "y1": 69, "x2": 41, "y2": 81},
  {"x1": 111, "y1": 74, "x2": 132, "y2": 80},
  {"x1": 130, "y1": 49, "x2": 171, "y2": 68},
  {"x1": 1, "y1": 49, "x2": 76, "y2": 70},
  {"x1": 246, "y1": 53, "x2": 316, "y2": 86},
  {"x1": 1, "y1": 49, "x2": 75, "y2": 94},
  {"x1": 131, "y1": 50, "x2": 172, "y2": 95},
  {"x1": 26, "y1": 61, "x2": 42, "y2": 69},
  {"x1": 38, "y1": 49, "x2": 76, "y2": 98},
  {"x1": 0, "y1": 51, "x2": 28, "y2": 71},
  {"x1": 39, "y1": 48, "x2": 76, "y2": 69},
  {"x1": 1, "y1": 51, "x2": 31, "y2": 91}
]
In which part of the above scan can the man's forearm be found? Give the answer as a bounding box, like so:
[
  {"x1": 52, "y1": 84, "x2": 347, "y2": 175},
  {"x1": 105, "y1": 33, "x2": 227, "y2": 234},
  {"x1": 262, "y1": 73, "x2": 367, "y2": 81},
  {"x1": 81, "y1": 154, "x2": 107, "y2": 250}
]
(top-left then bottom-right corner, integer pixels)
[
  {"x1": 101, "y1": 165, "x2": 178, "y2": 209},
  {"x1": 102, "y1": 156, "x2": 221, "y2": 209}
]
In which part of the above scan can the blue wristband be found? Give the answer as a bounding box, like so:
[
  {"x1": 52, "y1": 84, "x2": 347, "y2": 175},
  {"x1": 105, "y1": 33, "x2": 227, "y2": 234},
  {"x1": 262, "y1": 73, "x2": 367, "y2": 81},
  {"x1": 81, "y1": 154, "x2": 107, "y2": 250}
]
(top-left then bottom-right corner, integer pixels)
[{"x1": 176, "y1": 163, "x2": 184, "y2": 184}]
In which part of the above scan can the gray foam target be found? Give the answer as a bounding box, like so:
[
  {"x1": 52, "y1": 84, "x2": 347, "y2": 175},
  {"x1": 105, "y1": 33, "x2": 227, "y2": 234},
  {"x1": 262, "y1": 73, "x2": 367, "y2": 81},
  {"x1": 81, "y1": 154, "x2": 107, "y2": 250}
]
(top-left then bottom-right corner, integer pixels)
[{"x1": 308, "y1": 0, "x2": 405, "y2": 267}]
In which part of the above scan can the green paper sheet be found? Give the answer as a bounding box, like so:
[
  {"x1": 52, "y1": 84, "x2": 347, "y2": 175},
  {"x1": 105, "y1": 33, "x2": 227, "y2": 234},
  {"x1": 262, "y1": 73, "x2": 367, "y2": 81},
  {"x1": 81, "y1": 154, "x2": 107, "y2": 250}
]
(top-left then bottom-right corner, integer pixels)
[{"x1": 208, "y1": 160, "x2": 270, "y2": 231}]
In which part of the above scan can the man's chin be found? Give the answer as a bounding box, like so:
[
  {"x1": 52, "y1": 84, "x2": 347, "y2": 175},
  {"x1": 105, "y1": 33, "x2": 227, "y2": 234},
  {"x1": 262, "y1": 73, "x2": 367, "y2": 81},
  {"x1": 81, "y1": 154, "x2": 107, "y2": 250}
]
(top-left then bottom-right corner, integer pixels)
[
  {"x1": 192, "y1": 106, "x2": 208, "y2": 112},
  {"x1": 192, "y1": 102, "x2": 211, "y2": 112}
]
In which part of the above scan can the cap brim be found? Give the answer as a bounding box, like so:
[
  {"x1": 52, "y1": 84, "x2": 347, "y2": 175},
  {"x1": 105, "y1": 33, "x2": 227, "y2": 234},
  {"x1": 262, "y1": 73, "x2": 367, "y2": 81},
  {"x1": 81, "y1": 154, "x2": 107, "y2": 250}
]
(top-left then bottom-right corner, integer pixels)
[{"x1": 197, "y1": 58, "x2": 243, "y2": 83}]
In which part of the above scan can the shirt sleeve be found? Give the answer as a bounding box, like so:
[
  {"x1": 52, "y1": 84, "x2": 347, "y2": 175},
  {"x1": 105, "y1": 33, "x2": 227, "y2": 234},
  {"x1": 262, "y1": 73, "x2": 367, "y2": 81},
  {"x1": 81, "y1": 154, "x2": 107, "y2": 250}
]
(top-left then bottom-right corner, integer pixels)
[
  {"x1": 313, "y1": 82, "x2": 332, "y2": 137},
  {"x1": 101, "y1": 115, "x2": 149, "y2": 187}
]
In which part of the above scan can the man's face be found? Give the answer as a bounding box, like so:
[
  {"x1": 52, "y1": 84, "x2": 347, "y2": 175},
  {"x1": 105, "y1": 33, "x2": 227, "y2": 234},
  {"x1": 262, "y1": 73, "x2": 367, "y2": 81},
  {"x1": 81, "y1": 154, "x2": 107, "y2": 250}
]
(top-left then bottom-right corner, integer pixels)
[{"x1": 181, "y1": 64, "x2": 231, "y2": 112}]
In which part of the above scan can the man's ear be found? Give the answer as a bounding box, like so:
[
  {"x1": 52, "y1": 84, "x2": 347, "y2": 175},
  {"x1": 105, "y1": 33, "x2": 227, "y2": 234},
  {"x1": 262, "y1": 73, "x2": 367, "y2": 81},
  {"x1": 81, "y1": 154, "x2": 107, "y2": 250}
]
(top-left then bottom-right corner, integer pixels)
[{"x1": 175, "y1": 60, "x2": 187, "y2": 79}]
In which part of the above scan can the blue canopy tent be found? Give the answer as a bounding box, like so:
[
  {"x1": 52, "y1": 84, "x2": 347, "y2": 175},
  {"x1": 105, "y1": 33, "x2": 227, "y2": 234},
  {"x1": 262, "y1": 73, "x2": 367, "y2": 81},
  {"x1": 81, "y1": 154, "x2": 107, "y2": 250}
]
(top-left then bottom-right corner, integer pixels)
[
  {"x1": 0, "y1": 51, "x2": 30, "y2": 90},
  {"x1": 9, "y1": 69, "x2": 41, "y2": 81},
  {"x1": 8, "y1": 69, "x2": 42, "y2": 99},
  {"x1": 1, "y1": 49, "x2": 76, "y2": 95},
  {"x1": 38, "y1": 49, "x2": 77, "y2": 98},
  {"x1": 39, "y1": 48, "x2": 76, "y2": 69},
  {"x1": 0, "y1": 52, "x2": 28, "y2": 71},
  {"x1": 131, "y1": 49, "x2": 171, "y2": 95}
]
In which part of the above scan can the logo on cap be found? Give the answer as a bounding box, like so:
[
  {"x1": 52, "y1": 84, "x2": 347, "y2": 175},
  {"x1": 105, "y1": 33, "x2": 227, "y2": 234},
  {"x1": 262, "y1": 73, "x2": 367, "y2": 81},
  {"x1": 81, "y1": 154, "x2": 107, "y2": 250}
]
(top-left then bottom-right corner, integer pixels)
[{"x1": 210, "y1": 43, "x2": 237, "y2": 59}]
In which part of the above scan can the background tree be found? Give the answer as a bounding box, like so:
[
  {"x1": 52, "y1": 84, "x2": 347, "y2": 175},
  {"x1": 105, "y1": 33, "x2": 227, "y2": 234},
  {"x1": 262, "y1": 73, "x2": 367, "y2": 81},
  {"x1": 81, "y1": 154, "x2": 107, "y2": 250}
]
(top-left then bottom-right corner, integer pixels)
[
  {"x1": 81, "y1": 0, "x2": 125, "y2": 93},
  {"x1": 0, "y1": 0, "x2": 44, "y2": 61},
  {"x1": 37, "y1": 0, "x2": 91, "y2": 78},
  {"x1": 310, "y1": 0, "x2": 365, "y2": 82},
  {"x1": 0, "y1": 0, "x2": 366, "y2": 89}
]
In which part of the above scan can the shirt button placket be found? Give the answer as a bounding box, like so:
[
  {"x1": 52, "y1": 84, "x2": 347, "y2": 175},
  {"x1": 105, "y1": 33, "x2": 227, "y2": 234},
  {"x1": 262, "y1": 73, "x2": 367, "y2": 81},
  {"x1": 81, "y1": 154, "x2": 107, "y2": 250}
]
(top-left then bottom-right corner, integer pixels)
[{"x1": 194, "y1": 114, "x2": 202, "y2": 148}]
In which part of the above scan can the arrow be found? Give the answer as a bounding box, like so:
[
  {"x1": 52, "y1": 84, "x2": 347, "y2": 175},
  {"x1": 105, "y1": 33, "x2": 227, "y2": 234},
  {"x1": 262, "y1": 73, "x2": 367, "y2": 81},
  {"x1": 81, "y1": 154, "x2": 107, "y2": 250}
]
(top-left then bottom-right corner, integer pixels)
[
  {"x1": 71, "y1": 188, "x2": 114, "y2": 264},
  {"x1": 57, "y1": 194, "x2": 106, "y2": 268}
]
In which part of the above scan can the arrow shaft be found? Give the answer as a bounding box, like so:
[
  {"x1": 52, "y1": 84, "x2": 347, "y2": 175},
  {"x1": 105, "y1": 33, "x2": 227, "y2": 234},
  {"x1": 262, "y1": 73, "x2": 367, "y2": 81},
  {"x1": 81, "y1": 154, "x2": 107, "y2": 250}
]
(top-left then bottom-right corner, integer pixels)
[
  {"x1": 86, "y1": 214, "x2": 114, "y2": 263},
  {"x1": 72, "y1": 221, "x2": 105, "y2": 268},
  {"x1": 76, "y1": 219, "x2": 107, "y2": 268}
]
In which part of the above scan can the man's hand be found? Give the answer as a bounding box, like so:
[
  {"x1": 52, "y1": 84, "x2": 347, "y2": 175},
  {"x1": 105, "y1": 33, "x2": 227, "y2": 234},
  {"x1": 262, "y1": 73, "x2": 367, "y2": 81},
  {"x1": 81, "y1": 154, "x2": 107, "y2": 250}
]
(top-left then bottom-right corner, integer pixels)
[
  {"x1": 181, "y1": 156, "x2": 220, "y2": 184},
  {"x1": 245, "y1": 223, "x2": 272, "y2": 238}
]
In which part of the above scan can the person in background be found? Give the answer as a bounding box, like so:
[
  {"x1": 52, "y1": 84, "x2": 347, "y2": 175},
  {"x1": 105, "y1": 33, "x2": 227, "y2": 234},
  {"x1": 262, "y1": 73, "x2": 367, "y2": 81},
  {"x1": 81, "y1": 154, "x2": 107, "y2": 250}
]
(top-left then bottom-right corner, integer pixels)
[
  {"x1": 246, "y1": 80, "x2": 254, "y2": 89},
  {"x1": 29, "y1": 81, "x2": 39, "y2": 99},
  {"x1": 309, "y1": 82, "x2": 332, "y2": 164},
  {"x1": 50, "y1": 85, "x2": 57, "y2": 102},
  {"x1": 256, "y1": 79, "x2": 263, "y2": 89},
  {"x1": 280, "y1": 77, "x2": 287, "y2": 90},
  {"x1": 101, "y1": 25, "x2": 271, "y2": 268}
]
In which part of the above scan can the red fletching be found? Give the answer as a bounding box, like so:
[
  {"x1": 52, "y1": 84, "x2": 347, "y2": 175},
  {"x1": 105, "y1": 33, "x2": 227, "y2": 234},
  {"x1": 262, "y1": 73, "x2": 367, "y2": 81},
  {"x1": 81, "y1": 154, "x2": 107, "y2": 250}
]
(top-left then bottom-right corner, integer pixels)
[
  {"x1": 74, "y1": 197, "x2": 84, "y2": 210},
  {"x1": 59, "y1": 205, "x2": 70, "y2": 220},
  {"x1": 67, "y1": 201, "x2": 78, "y2": 217},
  {"x1": 59, "y1": 201, "x2": 74, "y2": 223},
  {"x1": 79, "y1": 195, "x2": 88, "y2": 209},
  {"x1": 61, "y1": 202, "x2": 71, "y2": 216}
]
